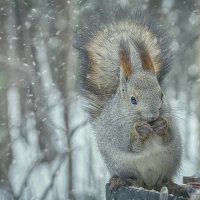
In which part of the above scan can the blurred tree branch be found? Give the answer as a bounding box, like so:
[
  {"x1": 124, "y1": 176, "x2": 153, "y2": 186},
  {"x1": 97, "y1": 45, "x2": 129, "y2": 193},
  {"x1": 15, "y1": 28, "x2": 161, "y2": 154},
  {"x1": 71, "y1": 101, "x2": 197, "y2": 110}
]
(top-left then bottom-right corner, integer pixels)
[
  {"x1": 39, "y1": 153, "x2": 68, "y2": 200},
  {"x1": 15, "y1": 156, "x2": 44, "y2": 200},
  {"x1": 69, "y1": 120, "x2": 88, "y2": 138}
]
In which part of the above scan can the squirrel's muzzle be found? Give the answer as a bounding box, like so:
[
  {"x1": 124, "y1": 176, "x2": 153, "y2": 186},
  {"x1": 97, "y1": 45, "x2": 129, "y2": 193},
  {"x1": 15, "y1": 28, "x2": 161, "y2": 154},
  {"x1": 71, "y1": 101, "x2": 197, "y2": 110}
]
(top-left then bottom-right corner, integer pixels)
[
  {"x1": 141, "y1": 113, "x2": 159, "y2": 123},
  {"x1": 146, "y1": 115, "x2": 158, "y2": 122}
]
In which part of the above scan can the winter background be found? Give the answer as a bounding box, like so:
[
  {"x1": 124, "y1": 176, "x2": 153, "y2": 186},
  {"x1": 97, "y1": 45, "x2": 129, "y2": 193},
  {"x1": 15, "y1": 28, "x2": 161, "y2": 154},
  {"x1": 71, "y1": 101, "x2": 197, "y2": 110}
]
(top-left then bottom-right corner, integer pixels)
[{"x1": 0, "y1": 0, "x2": 200, "y2": 199}]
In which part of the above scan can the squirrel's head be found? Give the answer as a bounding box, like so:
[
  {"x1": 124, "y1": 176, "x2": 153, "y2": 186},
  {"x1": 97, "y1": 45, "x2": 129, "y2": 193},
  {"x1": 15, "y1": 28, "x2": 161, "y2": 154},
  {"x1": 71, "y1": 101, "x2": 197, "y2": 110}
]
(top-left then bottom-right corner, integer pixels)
[{"x1": 119, "y1": 39, "x2": 163, "y2": 122}]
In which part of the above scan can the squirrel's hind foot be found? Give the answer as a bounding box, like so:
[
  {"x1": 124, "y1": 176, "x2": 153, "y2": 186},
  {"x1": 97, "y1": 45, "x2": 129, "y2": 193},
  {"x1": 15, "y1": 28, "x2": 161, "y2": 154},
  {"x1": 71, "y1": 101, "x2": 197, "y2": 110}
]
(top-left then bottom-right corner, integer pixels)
[
  {"x1": 109, "y1": 175, "x2": 143, "y2": 191},
  {"x1": 152, "y1": 180, "x2": 189, "y2": 198}
]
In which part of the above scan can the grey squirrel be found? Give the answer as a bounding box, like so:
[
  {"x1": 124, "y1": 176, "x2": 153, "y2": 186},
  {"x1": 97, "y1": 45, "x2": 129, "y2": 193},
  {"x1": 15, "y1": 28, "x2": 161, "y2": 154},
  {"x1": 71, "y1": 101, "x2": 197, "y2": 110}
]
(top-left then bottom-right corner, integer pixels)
[{"x1": 75, "y1": 7, "x2": 183, "y2": 193}]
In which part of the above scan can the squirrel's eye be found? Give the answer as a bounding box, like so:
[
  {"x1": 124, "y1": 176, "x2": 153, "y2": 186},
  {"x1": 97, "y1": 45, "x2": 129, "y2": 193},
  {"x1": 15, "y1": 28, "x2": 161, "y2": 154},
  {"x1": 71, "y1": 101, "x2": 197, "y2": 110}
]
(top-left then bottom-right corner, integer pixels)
[
  {"x1": 161, "y1": 93, "x2": 164, "y2": 100},
  {"x1": 131, "y1": 96, "x2": 137, "y2": 105}
]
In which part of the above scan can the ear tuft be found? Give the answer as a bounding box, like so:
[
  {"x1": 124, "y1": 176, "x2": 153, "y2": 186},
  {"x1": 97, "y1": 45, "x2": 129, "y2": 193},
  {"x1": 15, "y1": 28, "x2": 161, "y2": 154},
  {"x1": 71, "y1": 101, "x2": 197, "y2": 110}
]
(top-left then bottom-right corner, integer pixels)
[
  {"x1": 136, "y1": 42, "x2": 155, "y2": 72},
  {"x1": 119, "y1": 39, "x2": 133, "y2": 78}
]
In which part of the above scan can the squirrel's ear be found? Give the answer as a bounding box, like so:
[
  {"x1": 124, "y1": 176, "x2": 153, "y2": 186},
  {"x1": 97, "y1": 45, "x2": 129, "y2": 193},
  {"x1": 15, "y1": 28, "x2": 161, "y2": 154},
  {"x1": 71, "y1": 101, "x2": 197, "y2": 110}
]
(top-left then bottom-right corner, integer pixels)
[
  {"x1": 119, "y1": 39, "x2": 133, "y2": 82},
  {"x1": 136, "y1": 42, "x2": 157, "y2": 74}
]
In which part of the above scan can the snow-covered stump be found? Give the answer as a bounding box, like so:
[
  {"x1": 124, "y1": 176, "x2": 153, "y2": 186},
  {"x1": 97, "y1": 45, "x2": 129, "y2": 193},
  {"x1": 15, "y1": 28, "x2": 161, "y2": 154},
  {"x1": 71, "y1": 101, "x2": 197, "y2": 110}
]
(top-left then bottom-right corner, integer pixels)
[{"x1": 106, "y1": 184, "x2": 188, "y2": 200}]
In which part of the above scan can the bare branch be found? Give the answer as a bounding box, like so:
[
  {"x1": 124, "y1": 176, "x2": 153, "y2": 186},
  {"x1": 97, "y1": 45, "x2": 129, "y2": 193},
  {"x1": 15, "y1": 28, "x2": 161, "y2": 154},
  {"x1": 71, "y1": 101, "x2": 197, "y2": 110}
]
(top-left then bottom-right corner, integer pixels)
[
  {"x1": 39, "y1": 154, "x2": 67, "y2": 200},
  {"x1": 69, "y1": 120, "x2": 88, "y2": 138},
  {"x1": 47, "y1": 117, "x2": 88, "y2": 139},
  {"x1": 15, "y1": 155, "x2": 44, "y2": 200}
]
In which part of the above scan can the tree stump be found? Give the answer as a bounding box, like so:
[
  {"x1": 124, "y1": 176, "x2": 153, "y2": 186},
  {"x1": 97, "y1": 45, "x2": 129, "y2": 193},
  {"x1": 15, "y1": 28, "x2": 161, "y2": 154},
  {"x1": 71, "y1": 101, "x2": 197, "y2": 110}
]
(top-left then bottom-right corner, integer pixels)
[
  {"x1": 106, "y1": 184, "x2": 188, "y2": 200},
  {"x1": 106, "y1": 172, "x2": 200, "y2": 200}
]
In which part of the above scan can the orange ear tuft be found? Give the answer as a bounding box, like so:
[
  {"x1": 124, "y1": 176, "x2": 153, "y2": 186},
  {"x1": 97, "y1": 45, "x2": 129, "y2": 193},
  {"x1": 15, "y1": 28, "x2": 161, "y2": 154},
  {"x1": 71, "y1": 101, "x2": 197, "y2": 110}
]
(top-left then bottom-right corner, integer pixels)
[
  {"x1": 135, "y1": 42, "x2": 155, "y2": 72},
  {"x1": 119, "y1": 40, "x2": 133, "y2": 77},
  {"x1": 140, "y1": 48, "x2": 154, "y2": 71}
]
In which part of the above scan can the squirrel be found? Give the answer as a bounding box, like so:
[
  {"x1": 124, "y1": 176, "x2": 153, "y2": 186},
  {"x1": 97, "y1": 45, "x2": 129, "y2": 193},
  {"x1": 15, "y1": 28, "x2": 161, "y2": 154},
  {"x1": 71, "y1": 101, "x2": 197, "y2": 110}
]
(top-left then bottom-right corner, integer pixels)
[{"x1": 75, "y1": 7, "x2": 183, "y2": 194}]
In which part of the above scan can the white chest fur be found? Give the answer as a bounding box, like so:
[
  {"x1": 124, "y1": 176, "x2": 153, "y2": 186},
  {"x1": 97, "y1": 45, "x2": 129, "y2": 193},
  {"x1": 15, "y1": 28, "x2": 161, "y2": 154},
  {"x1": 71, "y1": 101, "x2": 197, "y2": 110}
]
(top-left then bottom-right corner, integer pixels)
[{"x1": 135, "y1": 138, "x2": 174, "y2": 186}]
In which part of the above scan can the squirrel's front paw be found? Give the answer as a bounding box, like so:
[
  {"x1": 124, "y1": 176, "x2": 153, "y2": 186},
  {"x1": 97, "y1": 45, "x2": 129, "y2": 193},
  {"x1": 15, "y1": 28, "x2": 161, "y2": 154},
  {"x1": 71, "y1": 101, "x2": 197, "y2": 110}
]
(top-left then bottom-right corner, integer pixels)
[
  {"x1": 151, "y1": 118, "x2": 168, "y2": 135},
  {"x1": 134, "y1": 121, "x2": 153, "y2": 141}
]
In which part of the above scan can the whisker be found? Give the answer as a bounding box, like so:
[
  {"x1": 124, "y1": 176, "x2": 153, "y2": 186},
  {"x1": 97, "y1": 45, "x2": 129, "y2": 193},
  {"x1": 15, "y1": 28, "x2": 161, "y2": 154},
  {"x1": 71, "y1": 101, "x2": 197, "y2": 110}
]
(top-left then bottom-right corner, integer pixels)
[{"x1": 106, "y1": 112, "x2": 141, "y2": 125}]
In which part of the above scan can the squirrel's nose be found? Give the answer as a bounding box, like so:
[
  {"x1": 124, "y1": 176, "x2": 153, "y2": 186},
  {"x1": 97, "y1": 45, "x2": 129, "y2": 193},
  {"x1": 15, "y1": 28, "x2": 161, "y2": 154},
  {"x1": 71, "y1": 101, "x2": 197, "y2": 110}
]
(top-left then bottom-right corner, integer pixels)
[
  {"x1": 145, "y1": 114, "x2": 159, "y2": 122},
  {"x1": 141, "y1": 111, "x2": 159, "y2": 122},
  {"x1": 147, "y1": 116, "x2": 157, "y2": 122}
]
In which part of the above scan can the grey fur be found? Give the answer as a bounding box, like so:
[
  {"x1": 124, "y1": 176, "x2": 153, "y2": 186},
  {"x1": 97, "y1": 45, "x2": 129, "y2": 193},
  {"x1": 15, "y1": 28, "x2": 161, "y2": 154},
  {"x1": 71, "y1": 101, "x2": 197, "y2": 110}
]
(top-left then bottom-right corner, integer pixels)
[
  {"x1": 75, "y1": 8, "x2": 182, "y2": 187},
  {"x1": 94, "y1": 71, "x2": 182, "y2": 186}
]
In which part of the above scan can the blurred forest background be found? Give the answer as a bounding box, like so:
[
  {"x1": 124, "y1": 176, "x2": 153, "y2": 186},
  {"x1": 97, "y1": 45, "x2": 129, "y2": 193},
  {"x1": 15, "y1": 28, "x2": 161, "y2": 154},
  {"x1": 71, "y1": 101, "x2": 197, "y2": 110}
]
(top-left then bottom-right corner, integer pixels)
[{"x1": 0, "y1": 0, "x2": 200, "y2": 199}]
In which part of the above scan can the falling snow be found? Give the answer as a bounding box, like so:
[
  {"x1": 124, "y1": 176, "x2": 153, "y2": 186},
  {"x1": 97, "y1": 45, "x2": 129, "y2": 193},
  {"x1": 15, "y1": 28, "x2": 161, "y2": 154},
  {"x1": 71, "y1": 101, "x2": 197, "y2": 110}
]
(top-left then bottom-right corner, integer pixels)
[{"x1": 0, "y1": 0, "x2": 199, "y2": 200}]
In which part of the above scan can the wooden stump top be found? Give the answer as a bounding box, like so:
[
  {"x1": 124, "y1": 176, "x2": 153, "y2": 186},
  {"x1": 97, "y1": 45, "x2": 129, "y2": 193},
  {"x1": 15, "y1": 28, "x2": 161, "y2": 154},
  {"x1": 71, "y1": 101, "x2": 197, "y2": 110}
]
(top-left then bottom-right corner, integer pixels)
[{"x1": 106, "y1": 184, "x2": 188, "y2": 200}]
